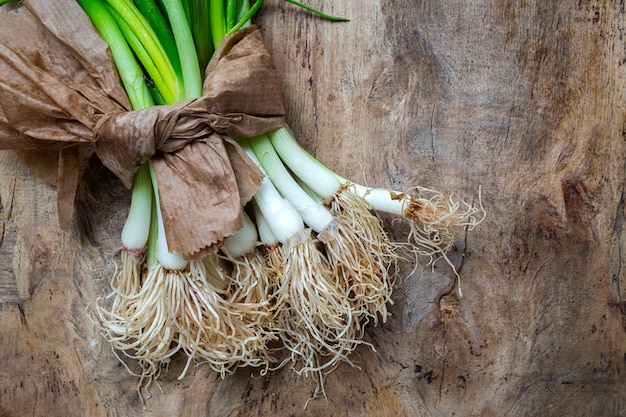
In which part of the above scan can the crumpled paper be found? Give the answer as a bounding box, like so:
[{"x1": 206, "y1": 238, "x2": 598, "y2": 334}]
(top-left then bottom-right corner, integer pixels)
[{"x1": 0, "y1": 0, "x2": 285, "y2": 258}]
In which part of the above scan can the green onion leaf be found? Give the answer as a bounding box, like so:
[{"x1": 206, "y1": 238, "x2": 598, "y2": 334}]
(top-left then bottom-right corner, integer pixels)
[
  {"x1": 286, "y1": 0, "x2": 349, "y2": 22},
  {"x1": 104, "y1": 0, "x2": 182, "y2": 102},
  {"x1": 161, "y1": 0, "x2": 203, "y2": 98},
  {"x1": 77, "y1": 0, "x2": 154, "y2": 109},
  {"x1": 187, "y1": 0, "x2": 214, "y2": 74},
  {"x1": 227, "y1": 0, "x2": 263, "y2": 35},
  {"x1": 134, "y1": 0, "x2": 184, "y2": 82},
  {"x1": 209, "y1": 0, "x2": 226, "y2": 49}
]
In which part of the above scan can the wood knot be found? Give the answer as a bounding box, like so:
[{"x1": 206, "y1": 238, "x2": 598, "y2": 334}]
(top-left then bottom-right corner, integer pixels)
[
  {"x1": 439, "y1": 293, "x2": 461, "y2": 318},
  {"x1": 561, "y1": 177, "x2": 598, "y2": 244}
]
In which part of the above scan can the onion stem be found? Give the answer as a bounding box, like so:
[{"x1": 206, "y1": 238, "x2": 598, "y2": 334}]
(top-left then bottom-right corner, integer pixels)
[
  {"x1": 148, "y1": 161, "x2": 188, "y2": 270},
  {"x1": 249, "y1": 134, "x2": 333, "y2": 233},
  {"x1": 78, "y1": 0, "x2": 154, "y2": 110},
  {"x1": 222, "y1": 210, "x2": 258, "y2": 259},
  {"x1": 134, "y1": 0, "x2": 183, "y2": 81},
  {"x1": 104, "y1": 3, "x2": 174, "y2": 107},
  {"x1": 268, "y1": 127, "x2": 341, "y2": 199},
  {"x1": 226, "y1": 0, "x2": 263, "y2": 34},
  {"x1": 121, "y1": 163, "x2": 153, "y2": 250},
  {"x1": 161, "y1": 0, "x2": 203, "y2": 98},
  {"x1": 186, "y1": 0, "x2": 213, "y2": 73},
  {"x1": 237, "y1": 138, "x2": 305, "y2": 243},
  {"x1": 103, "y1": 0, "x2": 182, "y2": 102},
  {"x1": 284, "y1": 0, "x2": 349, "y2": 22},
  {"x1": 209, "y1": 0, "x2": 226, "y2": 49}
]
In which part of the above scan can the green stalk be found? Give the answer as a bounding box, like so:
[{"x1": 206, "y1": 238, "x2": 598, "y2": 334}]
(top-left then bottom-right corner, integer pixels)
[
  {"x1": 134, "y1": 0, "x2": 183, "y2": 81},
  {"x1": 285, "y1": 0, "x2": 349, "y2": 22},
  {"x1": 227, "y1": 0, "x2": 263, "y2": 34},
  {"x1": 161, "y1": 0, "x2": 203, "y2": 98},
  {"x1": 104, "y1": 0, "x2": 182, "y2": 102},
  {"x1": 209, "y1": 0, "x2": 226, "y2": 49},
  {"x1": 187, "y1": 0, "x2": 214, "y2": 74},
  {"x1": 234, "y1": 0, "x2": 251, "y2": 28},
  {"x1": 225, "y1": 0, "x2": 237, "y2": 32},
  {"x1": 226, "y1": 0, "x2": 349, "y2": 38},
  {"x1": 146, "y1": 78, "x2": 168, "y2": 105},
  {"x1": 181, "y1": 0, "x2": 191, "y2": 22},
  {"x1": 104, "y1": 3, "x2": 175, "y2": 105},
  {"x1": 77, "y1": 0, "x2": 153, "y2": 109}
]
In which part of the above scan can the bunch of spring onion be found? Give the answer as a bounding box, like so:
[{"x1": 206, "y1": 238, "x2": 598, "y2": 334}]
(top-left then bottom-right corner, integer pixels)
[{"x1": 73, "y1": 0, "x2": 484, "y2": 400}]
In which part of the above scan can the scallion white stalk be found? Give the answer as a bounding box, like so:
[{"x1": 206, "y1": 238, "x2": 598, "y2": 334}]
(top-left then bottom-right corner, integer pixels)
[
  {"x1": 249, "y1": 134, "x2": 333, "y2": 233},
  {"x1": 238, "y1": 138, "x2": 305, "y2": 243},
  {"x1": 149, "y1": 161, "x2": 188, "y2": 270},
  {"x1": 222, "y1": 210, "x2": 258, "y2": 259},
  {"x1": 338, "y1": 181, "x2": 408, "y2": 217},
  {"x1": 120, "y1": 163, "x2": 153, "y2": 250},
  {"x1": 251, "y1": 200, "x2": 278, "y2": 247},
  {"x1": 265, "y1": 126, "x2": 431, "y2": 219},
  {"x1": 268, "y1": 127, "x2": 341, "y2": 199}
]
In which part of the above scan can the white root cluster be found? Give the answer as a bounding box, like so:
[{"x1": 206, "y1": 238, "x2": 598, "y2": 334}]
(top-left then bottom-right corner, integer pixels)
[
  {"x1": 321, "y1": 185, "x2": 398, "y2": 324},
  {"x1": 92, "y1": 130, "x2": 484, "y2": 402},
  {"x1": 401, "y1": 185, "x2": 485, "y2": 264}
]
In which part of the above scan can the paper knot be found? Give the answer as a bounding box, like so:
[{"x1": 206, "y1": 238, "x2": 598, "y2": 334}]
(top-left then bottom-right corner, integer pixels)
[{"x1": 0, "y1": 2, "x2": 285, "y2": 257}]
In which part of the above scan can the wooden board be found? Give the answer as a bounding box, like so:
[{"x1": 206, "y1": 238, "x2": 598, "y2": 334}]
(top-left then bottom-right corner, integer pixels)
[{"x1": 1, "y1": 1, "x2": 626, "y2": 416}]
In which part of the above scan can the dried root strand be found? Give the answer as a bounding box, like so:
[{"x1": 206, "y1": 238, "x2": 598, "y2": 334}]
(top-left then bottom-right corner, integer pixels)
[
  {"x1": 320, "y1": 185, "x2": 399, "y2": 324},
  {"x1": 96, "y1": 249, "x2": 144, "y2": 328},
  {"x1": 271, "y1": 229, "x2": 366, "y2": 391},
  {"x1": 401, "y1": 185, "x2": 485, "y2": 264},
  {"x1": 186, "y1": 255, "x2": 276, "y2": 377},
  {"x1": 93, "y1": 261, "x2": 184, "y2": 381},
  {"x1": 94, "y1": 253, "x2": 277, "y2": 382},
  {"x1": 223, "y1": 248, "x2": 276, "y2": 306}
]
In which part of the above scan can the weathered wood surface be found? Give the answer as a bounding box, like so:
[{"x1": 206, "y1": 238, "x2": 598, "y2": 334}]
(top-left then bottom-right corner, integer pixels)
[{"x1": 2, "y1": 1, "x2": 626, "y2": 416}]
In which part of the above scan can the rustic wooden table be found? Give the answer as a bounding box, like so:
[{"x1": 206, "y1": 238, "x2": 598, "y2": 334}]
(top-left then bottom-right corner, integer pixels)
[{"x1": 1, "y1": 1, "x2": 625, "y2": 416}]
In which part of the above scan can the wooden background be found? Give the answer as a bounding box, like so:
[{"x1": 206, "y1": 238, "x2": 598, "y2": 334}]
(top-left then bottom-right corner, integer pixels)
[{"x1": 2, "y1": 1, "x2": 626, "y2": 416}]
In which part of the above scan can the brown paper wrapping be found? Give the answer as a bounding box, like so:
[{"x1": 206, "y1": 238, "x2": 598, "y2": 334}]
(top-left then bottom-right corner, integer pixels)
[{"x1": 0, "y1": 0, "x2": 286, "y2": 258}]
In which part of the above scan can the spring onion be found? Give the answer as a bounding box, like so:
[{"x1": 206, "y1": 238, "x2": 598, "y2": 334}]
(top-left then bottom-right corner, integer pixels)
[
  {"x1": 295, "y1": 136, "x2": 486, "y2": 263},
  {"x1": 134, "y1": 0, "x2": 184, "y2": 81},
  {"x1": 186, "y1": 0, "x2": 213, "y2": 73}
]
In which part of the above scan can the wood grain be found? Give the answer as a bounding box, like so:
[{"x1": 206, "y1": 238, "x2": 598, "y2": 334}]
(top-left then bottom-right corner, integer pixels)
[{"x1": 1, "y1": 1, "x2": 626, "y2": 416}]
